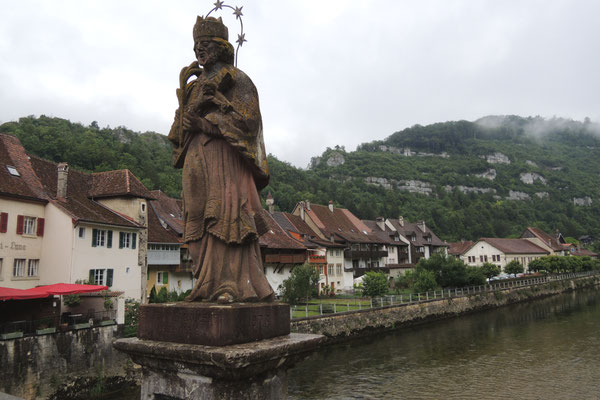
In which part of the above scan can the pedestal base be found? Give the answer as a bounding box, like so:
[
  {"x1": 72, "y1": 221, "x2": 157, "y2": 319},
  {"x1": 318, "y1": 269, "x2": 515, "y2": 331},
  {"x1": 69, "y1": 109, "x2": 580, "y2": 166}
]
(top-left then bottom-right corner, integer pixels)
[
  {"x1": 138, "y1": 302, "x2": 290, "y2": 346},
  {"x1": 114, "y1": 333, "x2": 325, "y2": 400}
]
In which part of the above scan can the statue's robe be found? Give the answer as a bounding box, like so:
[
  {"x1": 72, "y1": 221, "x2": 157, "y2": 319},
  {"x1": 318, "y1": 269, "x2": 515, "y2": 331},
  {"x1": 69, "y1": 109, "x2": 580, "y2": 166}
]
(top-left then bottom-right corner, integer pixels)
[{"x1": 168, "y1": 63, "x2": 273, "y2": 302}]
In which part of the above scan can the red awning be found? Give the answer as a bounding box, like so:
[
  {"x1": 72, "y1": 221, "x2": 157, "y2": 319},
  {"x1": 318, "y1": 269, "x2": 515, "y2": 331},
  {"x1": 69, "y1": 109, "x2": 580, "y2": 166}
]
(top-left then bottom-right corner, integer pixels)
[
  {"x1": 0, "y1": 287, "x2": 49, "y2": 300},
  {"x1": 0, "y1": 283, "x2": 109, "y2": 300}
]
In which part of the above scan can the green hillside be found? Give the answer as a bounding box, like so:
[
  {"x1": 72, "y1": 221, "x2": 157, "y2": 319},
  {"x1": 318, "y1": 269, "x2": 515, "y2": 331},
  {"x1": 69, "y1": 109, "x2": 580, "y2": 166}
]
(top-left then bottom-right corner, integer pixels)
[{"x1": 2, "y1": 115, "x2": 599, "y2": 242}]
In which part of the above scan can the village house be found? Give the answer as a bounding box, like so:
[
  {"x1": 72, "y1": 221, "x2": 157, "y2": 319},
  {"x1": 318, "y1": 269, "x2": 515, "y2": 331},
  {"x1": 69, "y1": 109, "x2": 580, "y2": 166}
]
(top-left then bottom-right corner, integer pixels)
[
  {"x1": 291, "y1": 201, "x2": 390, "y2": 285},
  {"x1": 146, "y1": 190, "x2": 192, "y2": 298},
  {"x1": 521, "y1": 227, "x2": 569, "y2": 256},
  {"x1": 385, "y1": 217, "x2": 448, "y2": 264},
  {"x1": 271, "y1": 210, "x2": 349, "y2": 293},
  {"x1": 462, "y1": 238, "x2": 549, "y2": 271},
  {"x1": 0, "y1": 133, "x2": 148, "y2": 301},
  {"x1": 362, "y1": 217, "x2": 411, "y2": 279},
  {"x1": 258, "y1": 209, "x2": 307, "y2": 294}
]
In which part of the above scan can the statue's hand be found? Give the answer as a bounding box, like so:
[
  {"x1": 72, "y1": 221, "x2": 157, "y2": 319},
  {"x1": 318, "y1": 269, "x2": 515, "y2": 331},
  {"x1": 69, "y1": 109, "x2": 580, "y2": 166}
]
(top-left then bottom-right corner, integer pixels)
[{"x1": 183, "y1": 114, "x2": 219, "y2": 137}]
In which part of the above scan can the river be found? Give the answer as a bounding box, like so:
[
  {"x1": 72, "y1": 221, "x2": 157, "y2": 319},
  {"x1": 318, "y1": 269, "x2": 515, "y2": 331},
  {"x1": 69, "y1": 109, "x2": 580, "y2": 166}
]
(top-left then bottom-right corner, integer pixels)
[{"x1": 287, "y1": 289, "x2": 600, "y2": 399}]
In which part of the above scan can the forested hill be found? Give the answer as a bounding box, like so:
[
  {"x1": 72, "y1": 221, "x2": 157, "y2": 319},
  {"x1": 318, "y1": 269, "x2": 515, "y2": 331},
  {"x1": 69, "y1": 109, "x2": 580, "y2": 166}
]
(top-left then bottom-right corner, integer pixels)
[
  {"x1": 2, "y1": 115, "x2": 599, "y2": 242},
  {"x1": 267, "y1": 115, "x2": 600, "y2": 242}
]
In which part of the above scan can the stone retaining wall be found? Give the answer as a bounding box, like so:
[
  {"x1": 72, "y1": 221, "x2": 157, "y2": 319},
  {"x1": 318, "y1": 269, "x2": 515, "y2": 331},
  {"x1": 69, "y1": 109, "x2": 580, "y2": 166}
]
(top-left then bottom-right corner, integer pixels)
[
  {"x1": 291, "y1": 275, "x2": 600, "y2": 343},
  {"x1": 0, "y1": 325, "x2": 129, "y2": 399}
]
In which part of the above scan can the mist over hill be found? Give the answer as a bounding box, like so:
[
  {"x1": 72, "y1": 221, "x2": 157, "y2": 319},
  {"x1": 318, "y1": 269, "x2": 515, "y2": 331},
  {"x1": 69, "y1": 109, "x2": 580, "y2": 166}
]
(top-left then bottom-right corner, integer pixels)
[{"x1": 1, "y1": 115, "x2": 598, "y2": 242}]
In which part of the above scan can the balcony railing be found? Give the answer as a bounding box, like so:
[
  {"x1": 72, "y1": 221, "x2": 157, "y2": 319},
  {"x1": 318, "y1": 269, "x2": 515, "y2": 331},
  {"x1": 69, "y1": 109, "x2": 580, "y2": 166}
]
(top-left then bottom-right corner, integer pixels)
[
  {"x1": 309, "y1": 255, "x2": 327, "y2": 264},
  {"x1": 264, "y1": 253, "x2": 306, "y2": 264},
  {"x1": 344, "y1": 250, "x2": 388, "y2": 259}
]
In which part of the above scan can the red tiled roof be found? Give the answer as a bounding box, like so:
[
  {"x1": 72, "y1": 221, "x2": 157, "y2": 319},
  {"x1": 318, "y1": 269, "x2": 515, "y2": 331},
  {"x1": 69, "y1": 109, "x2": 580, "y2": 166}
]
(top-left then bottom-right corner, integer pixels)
[
  {"x1": 304, "y1": 203, "x2": 380, "y2": 244},
  {"x1": 0, "y1": 134, "x2": 48, "y2": 202},
  {"x1": 448, "y1": 241, "x2": 474, "y2": 256},
  {"x1": 521, "y1": 227, "x2": 564, "y2": 251},
  {"x1": 570, "y1": 248, "x2": 598, "y2": 258},
  {"x1": 387, "y1": 218, "x2": 446, "y2": 247},
  {"x1": 150, "y1": 190, "x2": 183, "y2": 235},
  {"x1": 258, "y1": 210, "x2": 307, "y2": 250},
  {"x1": 90, "y1": 169, "x2": 155, "y2": 199},
  {"x1": 147, "y1": 201, "x2": 181, "y2": 244},
  {"x1": 479, "y1": 238, "x2": 549, "y2": 255},
  {"x1": 27, "y1": 155, "x2": 141, "y2": 228}
]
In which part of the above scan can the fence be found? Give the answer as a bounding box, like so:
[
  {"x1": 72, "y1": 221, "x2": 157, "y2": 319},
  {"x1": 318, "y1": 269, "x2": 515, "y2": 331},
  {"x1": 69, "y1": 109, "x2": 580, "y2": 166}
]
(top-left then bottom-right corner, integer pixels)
[
  {"x1": 290, "y1": 270, "x2": 600, "y2": 319},
  {"x1": 0, "y1": 309, "x2": 117, "y2": 338}
]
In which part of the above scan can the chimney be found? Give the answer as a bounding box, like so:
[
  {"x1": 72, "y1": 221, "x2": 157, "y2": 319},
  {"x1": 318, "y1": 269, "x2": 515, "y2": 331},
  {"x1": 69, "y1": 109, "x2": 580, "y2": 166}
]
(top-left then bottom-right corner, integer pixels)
[
  {"x1": 328, "y1": 200, "x2": 334, "y2": 212},
  {"x1": 266, "y1": 192, "x2": 274, "y2": 214},
  {"x1": 299, "y1": 201, "x2": 305, "y2": 220},
  {"x1": 417, "y1": 220, "x2": 426, "y2": 232},
  {"x1": 57, "y1": 162, "x2": 69, "y2": 198},
  {"x1": 398, "y1": 216, "x2": 404, "y2": 227},
  {"x1": 376, "y1": 217, "x2": 385, "y2": 231}
]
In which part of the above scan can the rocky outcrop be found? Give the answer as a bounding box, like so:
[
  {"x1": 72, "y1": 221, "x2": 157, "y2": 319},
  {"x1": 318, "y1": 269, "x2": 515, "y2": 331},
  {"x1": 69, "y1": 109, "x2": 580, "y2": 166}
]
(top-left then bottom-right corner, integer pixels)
[
  {"x1": 535, "y1": 192, "x2": 549, "y2": 199},
  {"x1": 444, "y1": 185, "x2": 496, "y2": 195},
  {"x1": 326, "y1": 153, "x2": 345, "y2": 167},
  {"x1": 507, "y1": 190, "x2": 530, "y2": 201},
  {"x1": 364, "y1": 177, "x2": 434, "y2": 195},
  {"x1": 482, "y1": 152, "x2": 511, "y2": 164},
  {"x1": 526, "y1": 160, "x2": 538, "y2": 167},
  {"x1": 474, "y1": 169, "x2": 497, "y2": 180},
  {"x1": 520, "y1": 172, "x2": 547, "y2": 185},
  {"x1": 573, "y1": 197, "x2": 593, "y2": 206},
  {"x1": 378, "y1": 145, "x2": 449, "y2": 158}
]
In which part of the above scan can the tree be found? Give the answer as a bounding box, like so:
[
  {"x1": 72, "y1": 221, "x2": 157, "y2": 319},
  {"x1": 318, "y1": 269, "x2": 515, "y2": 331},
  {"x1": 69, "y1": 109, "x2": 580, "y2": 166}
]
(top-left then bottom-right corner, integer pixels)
[
  {"x1": 412, "y1": 269, "x2": 438, "y2": 293},
  {"x1": 280, "y1": 264, "x2": 319, "y2": 305},
  {"x1": 480, "y1": 262, "x2": 501, "y2": 280},
  {"x1": 361, "y1": 271, "x2": 389, "y2": 298},
  {"x1": 504, "y1": 260, "x2": 524, "y2": 277}
]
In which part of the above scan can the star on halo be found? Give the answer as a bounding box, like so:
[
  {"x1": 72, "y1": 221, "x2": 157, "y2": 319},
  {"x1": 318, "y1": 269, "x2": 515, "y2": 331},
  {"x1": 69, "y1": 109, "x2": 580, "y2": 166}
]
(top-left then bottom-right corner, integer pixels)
[
  {"x1": 236, "y1": 33, "x2": 247, "y2": 46},
  {"x1": 213, "y1": 0, "x2": 224, "y2": 10},
  {"x1": 233, "y1": 6, "x2": 243, "y2": 19}
]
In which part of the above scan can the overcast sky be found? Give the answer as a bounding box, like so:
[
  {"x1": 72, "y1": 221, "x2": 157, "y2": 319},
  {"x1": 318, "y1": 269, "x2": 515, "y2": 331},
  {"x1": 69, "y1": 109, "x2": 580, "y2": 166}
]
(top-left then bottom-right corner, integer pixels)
[{"x1": 1, "y1": 0, "x2": 599, "y2": 167}]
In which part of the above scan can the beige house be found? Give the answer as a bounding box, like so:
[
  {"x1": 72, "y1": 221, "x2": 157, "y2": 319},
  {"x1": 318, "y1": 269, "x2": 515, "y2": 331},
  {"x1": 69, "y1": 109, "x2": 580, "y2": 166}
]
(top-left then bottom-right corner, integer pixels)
[
  {"x1": 463, "y1": 238, "x2": 549, "y2": 271},
  {"x1": 521, "y1": 227, "x2": 568, "y2": 256},
  {"x1": 0, "y1": 133, "x2": 149, "y2": 301}
]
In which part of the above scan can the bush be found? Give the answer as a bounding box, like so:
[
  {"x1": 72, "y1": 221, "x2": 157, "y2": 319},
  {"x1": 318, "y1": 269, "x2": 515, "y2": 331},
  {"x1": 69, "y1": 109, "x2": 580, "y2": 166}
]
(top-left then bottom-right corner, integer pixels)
[
  {"x1": 413, "y1": 269, "x2": 438, "y2": 293},
  {"x1": 280, "y1": 263, "x2": 320, "y2": 305},
  {"x1": 505, "y1": 260, "x2": 524, "y2": 277},
  {"x1": 361, "y1": 271, "x2": 389, "y2": 298}
]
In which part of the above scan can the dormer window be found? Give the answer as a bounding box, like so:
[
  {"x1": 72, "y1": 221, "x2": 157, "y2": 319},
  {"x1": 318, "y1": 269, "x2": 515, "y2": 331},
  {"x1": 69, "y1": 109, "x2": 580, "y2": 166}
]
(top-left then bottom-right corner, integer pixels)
[
  {"x1": 7, "y1": 166, "x2": 20, "y2": 177},
  {"x1": 411, "y1": 235, "x2": 416, "y2": 241}
]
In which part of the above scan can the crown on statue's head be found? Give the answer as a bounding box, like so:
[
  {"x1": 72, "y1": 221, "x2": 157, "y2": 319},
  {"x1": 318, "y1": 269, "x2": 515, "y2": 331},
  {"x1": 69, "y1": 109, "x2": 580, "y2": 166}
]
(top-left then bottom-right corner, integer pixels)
[{"x1": 193, "y1": 16, "x2": 229, "y2": 42}]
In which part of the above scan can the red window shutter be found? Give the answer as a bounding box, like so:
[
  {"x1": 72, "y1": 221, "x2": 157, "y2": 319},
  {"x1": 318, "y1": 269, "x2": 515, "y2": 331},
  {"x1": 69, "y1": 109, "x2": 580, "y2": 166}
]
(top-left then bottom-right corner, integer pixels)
[
  {"x1": 37, "y1": 218, "x2": 45, "y2": 237},
  {"x1": 16, "y1": 215, "x2": 24, "y2": 235},
  {"x1": 0, "y1": 212, "x2": 7, "y2": 233}
]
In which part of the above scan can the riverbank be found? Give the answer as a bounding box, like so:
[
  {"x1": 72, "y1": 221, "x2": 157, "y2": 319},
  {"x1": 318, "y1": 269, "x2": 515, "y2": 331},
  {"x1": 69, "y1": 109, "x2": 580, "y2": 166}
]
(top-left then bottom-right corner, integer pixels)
[{"x1": 290, "y1": 273, "x2": 600, "y2": 344}]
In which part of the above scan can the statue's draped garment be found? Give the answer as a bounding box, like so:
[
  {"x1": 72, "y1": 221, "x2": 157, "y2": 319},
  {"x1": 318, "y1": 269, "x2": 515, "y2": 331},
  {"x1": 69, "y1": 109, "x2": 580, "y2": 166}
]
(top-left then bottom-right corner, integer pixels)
[{"x1": 168, "y1": 64, "x2": 274, "y2": 302}]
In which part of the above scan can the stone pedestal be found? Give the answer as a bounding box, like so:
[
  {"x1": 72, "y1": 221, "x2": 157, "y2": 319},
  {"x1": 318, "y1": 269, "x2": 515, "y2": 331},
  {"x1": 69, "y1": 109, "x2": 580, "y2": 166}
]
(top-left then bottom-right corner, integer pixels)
[
  {"x1": 114, "y1": 333, "x2": 325, "y2": 400},
  {"x1": 115, "y1": 302, "x2": 324, "y2": 399},
  {"x1": 138, "y1": 302, "x2": 290, "y2": 346}
]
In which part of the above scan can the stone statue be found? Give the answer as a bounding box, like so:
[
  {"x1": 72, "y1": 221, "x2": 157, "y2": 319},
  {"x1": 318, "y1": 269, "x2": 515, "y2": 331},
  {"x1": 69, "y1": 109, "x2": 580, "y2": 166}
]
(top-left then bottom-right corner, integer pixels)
[{"x1": 168, "y1": 16, "x2": 274, "y2": 304}]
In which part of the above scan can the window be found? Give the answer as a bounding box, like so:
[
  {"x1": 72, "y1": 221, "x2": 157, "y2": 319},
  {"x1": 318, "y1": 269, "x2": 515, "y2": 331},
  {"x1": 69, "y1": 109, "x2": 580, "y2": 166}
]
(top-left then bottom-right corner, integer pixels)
[
  {"x1": 336, "y1": 264, "x2": 342, "y2": 275},
  {"x1": 23, "y1": 217, "x2": 35, "y2": 235},
  {"x1": 89, "y1": 268, "x2": 114, "y2": 286},
  {"x1": 411, "y1": 235, "x2": 416, "y2": 241},
  {"x1": 319, "y1": 265, "x2": 324, "y2": 274},
  {"x1": 6, "y1": 165, "x2": 20, "y2": 176},
  {"x1": 480, "y1": 255, "x2": 484, "y2": 262},
  {"x1": 141, "y1": 203, "x2": 146, "y2": 213},
  {"x1": 13, "y1": 259, "x2": 25, "y2": 277},
  {"x1": 484, "y1": 255, "x2": 488, "y2": 262},
  {"x1": 328, "y1": 263, "x2": 334, "y2": 275},
  {"x1": 119, "y1": 232, "x2": 137, "y2": 249},
  {"x1": 78, "y1": 227, "x2": 86, "y2": 239},
  {"x1": 92, "y1": 229, "x2": 112, "y2": 248},
  {"x1": 329, "y1": 249, "x2": 334, "y2": 256},
  {"x1": 418, "y1": 246, "x2": 424, "y2": 253},
  {"x1": 157, "y1": 271, "x2": 169, "y2": 285},
  {"x1": 0, "y1": 212, "x2": 7, "y2": 233},
  {"x1": 28, "y1": 259, "x2": 39, "y2": 277},
  {"x1": 335, "y1": 250, "x2": 341, "y2": 257},
  {"x1": 427, "y1": 237, "x2": 432, "y2": 243}
]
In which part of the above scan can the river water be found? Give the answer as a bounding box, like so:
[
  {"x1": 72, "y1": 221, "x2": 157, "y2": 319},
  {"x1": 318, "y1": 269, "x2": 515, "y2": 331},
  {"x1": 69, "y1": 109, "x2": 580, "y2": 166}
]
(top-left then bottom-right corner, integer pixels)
[{"x1": 287, "y1": 289, "x2": 600, "y2": 399}]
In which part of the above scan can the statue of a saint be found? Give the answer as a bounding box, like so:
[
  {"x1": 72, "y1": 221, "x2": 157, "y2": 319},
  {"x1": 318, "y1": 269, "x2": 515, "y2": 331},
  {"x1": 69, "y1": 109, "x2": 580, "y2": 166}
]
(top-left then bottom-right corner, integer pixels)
[{"x1": 168, "y1": 16, "x2": 274, "y2": 304}]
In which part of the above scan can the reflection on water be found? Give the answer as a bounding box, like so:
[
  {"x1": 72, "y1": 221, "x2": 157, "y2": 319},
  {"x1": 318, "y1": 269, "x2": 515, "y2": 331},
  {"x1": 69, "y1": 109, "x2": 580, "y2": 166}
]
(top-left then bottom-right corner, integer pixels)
[{"x1": 288, "y1": 290, "x2": 600, "y2": 399}]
